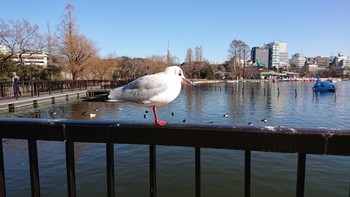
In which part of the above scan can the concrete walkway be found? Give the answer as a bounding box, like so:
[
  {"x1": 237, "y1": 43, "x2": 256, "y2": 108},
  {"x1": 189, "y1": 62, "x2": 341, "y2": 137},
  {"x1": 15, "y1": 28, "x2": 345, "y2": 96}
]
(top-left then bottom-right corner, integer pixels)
[{"x1": 0, "y1": 90, "x2": 89, "y2": 112}]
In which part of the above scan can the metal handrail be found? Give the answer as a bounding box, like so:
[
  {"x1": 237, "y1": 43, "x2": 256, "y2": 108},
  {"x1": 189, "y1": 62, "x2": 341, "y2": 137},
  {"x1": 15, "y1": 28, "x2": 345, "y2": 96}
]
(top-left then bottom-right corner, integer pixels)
[
  {"x1": 0, "y1": 118, "x2": 350, "y2": 197},
  {"x1": 0, "y1": 80, "x2": 128, "y2": 100}
]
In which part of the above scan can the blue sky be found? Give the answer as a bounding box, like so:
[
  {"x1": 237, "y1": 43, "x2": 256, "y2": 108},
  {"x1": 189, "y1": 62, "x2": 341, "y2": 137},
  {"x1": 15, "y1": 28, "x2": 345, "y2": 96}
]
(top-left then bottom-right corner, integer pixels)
[{"x1": 2, "y1": 0, "x2": 349, "y2": 62}]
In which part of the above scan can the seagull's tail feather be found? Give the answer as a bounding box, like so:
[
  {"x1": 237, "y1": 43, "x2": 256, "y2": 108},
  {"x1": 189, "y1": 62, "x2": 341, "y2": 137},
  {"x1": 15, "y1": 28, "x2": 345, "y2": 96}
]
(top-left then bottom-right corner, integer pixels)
[{"x1": 108, "y1": 87, "x2": 123, "y2": 101}]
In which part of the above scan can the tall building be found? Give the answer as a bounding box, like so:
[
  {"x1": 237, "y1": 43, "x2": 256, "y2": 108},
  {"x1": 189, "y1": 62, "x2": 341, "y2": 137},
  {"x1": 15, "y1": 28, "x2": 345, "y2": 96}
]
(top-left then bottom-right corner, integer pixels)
[
  {"x1": 251, "y1": 47, "x2": 269, "y2": 67},
  {"x1": 279, "y1": 42, "x2": 287, "y2": 52},
  {"x1": 279, "y1": 51, "x2": 290, "y2": 67},
  {"x1": 265, "y1": 42, "x2": 280, "y2": 69},
  {"x1": 264, "y1": 41, "x2": 289, "y2": 69},
  {"x1": 278, "y1": 42, "x2": 290, "y2": 67}
]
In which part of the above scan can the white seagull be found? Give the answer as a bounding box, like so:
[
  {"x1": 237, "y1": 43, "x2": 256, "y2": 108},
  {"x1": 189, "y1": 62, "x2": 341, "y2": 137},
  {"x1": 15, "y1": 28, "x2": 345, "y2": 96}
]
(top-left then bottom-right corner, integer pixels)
[
  {"x1": 90, "y1": 113, "x2": 96, "y2": 118},
  {"x1": 108, "y1": 66, "x2": 192, "y2": 126}
]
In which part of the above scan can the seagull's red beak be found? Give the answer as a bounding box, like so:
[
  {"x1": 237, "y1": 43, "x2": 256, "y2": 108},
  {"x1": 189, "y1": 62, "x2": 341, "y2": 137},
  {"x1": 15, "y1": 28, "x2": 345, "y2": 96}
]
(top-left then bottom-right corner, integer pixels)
[{"x1": 182, "y1": 77, "x2": 195, "y2": 86}]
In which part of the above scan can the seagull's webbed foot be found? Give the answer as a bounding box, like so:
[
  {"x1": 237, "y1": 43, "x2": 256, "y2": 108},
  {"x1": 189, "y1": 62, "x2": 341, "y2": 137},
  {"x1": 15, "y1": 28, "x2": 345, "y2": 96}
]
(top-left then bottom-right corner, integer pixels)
[
  {"x1": 155, "y1": 119, "x2": 168, "y2": 127},
  {"x1": 152, "y1": 106, "x2": 168, "y2": 126}
]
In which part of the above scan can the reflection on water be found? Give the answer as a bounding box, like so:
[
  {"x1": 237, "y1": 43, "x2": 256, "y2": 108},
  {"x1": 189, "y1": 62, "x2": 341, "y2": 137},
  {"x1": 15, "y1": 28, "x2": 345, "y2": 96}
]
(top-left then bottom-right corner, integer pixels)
[{"x1": 1, "y1": 81, "x2": 350, "y2": 196}]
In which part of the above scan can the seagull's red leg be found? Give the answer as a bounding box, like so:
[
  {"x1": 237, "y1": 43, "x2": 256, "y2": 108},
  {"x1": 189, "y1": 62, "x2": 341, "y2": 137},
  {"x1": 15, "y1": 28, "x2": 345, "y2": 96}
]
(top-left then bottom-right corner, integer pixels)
[{"x1": 153, "y1": 106, "x2": 167, "y2": 126}]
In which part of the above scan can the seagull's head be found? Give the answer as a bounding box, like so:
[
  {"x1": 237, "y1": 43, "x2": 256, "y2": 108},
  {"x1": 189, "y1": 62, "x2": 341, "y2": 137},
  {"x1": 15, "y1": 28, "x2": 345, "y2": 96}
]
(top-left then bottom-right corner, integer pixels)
[{"x1": 165, "y1": 66, "x2": 194, "y2": 85}]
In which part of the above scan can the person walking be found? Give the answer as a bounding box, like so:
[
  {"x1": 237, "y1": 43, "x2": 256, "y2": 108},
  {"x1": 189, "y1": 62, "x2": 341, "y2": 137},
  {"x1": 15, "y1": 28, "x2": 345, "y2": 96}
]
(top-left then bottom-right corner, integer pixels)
[{"x1": 12, "y1": 72, "x2": 21, "y2": 98}]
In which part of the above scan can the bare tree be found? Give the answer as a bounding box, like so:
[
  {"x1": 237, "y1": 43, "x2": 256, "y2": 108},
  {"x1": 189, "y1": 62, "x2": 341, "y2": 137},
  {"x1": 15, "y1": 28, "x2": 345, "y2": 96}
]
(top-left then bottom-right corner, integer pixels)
[
  {"x1": 166, "y1": 42, "x2": 172, "y2": 66},
  {"x1": 0, "y1": 19, "x2": 45, "y2": 76},
  {"x1": 195, "y1": 46, "x2": 203, "y2": 62},
  {"x1": 228, "y1": 39, "x2": 250, "y2": 79},
  {"x1": 147, "y1": 55, "x2": 168, "y2": 72},
  {"x1": 185, "y1": 48, "x2": 193, "y2": 63},
  {"x1": 228, "y1": 40, "x2": 240, "y2": 62},
  {"x1": 240, "y1": 42, "x2": 250, "y2": 78},
  {"x1": 57, "y1": 3, "x2": 98, "y2": 80},
  {"x1": 91, "y1": 54, "x2": 120, "y2": 80}
]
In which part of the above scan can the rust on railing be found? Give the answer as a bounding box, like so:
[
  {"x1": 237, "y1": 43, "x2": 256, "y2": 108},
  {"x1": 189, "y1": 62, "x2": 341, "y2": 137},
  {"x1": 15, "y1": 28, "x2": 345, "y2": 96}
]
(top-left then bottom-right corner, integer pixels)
[{"x1": 0, "y1": 118, "x2": 350, "y2": 197}]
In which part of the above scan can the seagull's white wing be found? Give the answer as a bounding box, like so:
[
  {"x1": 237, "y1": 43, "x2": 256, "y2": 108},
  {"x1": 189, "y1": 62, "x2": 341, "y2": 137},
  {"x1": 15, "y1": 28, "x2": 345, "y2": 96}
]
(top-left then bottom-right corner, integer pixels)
[{"x1": 108, "y1": 73, "x2": 168, "y2": 104}]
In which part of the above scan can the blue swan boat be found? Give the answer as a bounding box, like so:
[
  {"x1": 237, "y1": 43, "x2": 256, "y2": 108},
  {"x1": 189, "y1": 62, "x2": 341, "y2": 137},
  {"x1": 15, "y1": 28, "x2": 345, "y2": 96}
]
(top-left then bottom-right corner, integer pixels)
[{"x1": 313, "y1": 76, "x2": 336, "y2": 92}]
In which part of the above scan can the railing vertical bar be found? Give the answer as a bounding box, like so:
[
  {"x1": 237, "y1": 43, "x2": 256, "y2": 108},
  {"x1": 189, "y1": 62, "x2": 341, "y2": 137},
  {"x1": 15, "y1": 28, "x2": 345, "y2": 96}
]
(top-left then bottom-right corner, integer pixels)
[
  {"x1": 0, "y1": 83, "x2": 3, "y2": 100},
  {"x1": 195, "y1": 147, "x2": 201, "y2": 197},
  {"x1": 0, "y1": 139, "x2": 6, "y2": 197},
  {"x1": 65, "y1": 140, "x2": 76, "y2": 197},
  {"x1": 31, "y1": 81, "x2": 34, "y2": 97},
  {"x1": 48, "y1": 81, "x2": 51, "y2": 95},
  {"x1": 28, "y1": 139, "x2": 40, "y2": 197},
  {"x1": 37, "y1": 82, "x2": 40, "y2": 97},
  {"x1": 150, "y1": 145, "x2": 156, "y2": 197},
  {"x1": 106, "y1": 143, "x2": 115, "y2": 197},
  {"x1": 245, "y1": 150, "x2": 251, "y2": 197},
  {"x1": 296, "y1": 153, "x2": 306, "y2": 197},
  {"x1": 33, "y1": 81, "x2": 37, "y2": 96}
]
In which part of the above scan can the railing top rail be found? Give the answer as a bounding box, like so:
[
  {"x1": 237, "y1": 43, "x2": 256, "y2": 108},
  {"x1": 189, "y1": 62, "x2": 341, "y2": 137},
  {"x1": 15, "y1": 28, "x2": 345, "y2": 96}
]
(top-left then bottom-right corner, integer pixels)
[
  {"x1": 0, "y1": 79, "x2": 115, "y2": 85},
  {"x1": 1, "y1": 118, "x2": 350, "y2": 156}
]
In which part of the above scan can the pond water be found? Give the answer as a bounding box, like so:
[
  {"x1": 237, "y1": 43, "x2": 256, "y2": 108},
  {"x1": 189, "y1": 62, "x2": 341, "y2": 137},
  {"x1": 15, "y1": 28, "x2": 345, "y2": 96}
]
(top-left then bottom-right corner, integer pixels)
[{"x1": 1, "y1": 81, "x2": 350, "y2": 197}]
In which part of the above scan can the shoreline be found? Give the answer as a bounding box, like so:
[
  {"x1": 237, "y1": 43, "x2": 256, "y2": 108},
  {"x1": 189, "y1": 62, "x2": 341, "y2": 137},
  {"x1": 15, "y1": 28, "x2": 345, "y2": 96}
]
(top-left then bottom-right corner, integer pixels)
[
  {"x1": 191, "y1": 77, "x2": 344, "y2": 84},
  {"x1": 192, "y1": 79, "x2": 267, "y2": 84}
]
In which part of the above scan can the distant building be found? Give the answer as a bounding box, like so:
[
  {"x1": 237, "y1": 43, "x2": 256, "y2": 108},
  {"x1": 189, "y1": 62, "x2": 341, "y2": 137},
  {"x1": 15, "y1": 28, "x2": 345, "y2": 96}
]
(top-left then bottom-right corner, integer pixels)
[
  {"x1": 0, "y1": 45, "x2": 8, "y2": 54},
  {"x1": 265, "y1": 42, "x2": 279, "y2": 69},
  {"x1": 289, "y1": 53, "x2": 306, "y2": 69},
  {"x1": 333, "y1": 53, "x2": 350, "y2": 68},
  {"x1": 333, "y1": 53, "x2": 350, "y2": 76},
  {"x1": 0, "y1": 45, "x2": 49, "y2": 68},
  {"x1": 277, "y1": 42, "x2": 290, "y2": 67},
  {"x1": 305, "y1": 57, "x2": 317, "y2": 71},
  {"x1": 10, "y1": 52, "x2": 49, "y2": 68},
  {"x1": 211, "y1": 60, "x2": 226, "y2": 65},
  {"x1": 315, "y1": 56, "x2": 330, "y2": 69},
  {"x1": 264, "y1": 41, "x2": 289, "y2": 69},
  {"x1": 279, "y1": 51, "x2": 290, "y2": 67},
  {"x1": 251, "y1": 47, "x2": 269, "y2": 67},
  {"x1": 0, "y1": 44, "x2": 48, "y2": 68},
  {"x1": 307, "y1": 64, "x2": 318, "y2": 73}
]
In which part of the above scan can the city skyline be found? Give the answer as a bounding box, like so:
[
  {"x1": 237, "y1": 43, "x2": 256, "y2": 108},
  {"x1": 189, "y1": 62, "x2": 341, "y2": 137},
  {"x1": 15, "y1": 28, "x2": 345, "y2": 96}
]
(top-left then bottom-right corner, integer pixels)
[{"x1": 2, "y1": 0, "x2": 349, "y2": 62}]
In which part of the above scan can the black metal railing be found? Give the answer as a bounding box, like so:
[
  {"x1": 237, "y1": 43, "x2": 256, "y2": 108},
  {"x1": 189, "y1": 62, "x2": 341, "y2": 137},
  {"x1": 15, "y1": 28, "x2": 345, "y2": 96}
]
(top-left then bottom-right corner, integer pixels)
[
  {"x1": 0, "y1": 118, "x2": 350, "y2": 197},
  {"x1": 0, "y1": 80, "x2": 128, "y2": 100}
]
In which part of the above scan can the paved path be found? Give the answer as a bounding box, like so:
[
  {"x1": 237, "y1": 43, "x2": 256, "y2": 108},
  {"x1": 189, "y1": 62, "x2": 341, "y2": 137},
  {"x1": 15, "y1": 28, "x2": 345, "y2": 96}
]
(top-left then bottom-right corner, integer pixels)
[{"x1": 0, "y1": 90, "x2": 89, "y2": 112}]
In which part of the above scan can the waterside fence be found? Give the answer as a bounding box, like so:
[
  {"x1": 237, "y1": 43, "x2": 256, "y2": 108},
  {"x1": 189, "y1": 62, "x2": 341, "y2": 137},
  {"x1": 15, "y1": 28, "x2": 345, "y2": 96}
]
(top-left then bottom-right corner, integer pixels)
[
  {"x1": 1, "y1": 79, "x2": 331, "y2": 102},
  {"x1": 0, "y1": 80, "x2": 128, "y2": 100},
  {"x1": 0, "y1": 119, "x2": 349, "y2": 197}
]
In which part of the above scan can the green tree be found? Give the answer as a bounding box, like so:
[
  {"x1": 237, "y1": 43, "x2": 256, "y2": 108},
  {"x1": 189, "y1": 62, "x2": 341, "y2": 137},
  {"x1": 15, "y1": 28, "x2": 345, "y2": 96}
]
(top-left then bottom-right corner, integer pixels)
[
  {"x1": 42, "y1": 65, "x2": 62, "y2": 80},
  {"x1": 200, "y1": 65, "x2": 214, "y2": 79},
  {"x1": 0, "y1": 53, "x2": 16, "y2": 79}
]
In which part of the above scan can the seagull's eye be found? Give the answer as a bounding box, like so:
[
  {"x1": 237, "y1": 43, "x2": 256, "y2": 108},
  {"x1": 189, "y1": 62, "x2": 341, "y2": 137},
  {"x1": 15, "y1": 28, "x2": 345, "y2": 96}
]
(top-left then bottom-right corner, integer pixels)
[{"x1": 178, "y1": 73, "x2": 182, "y2": 76}]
